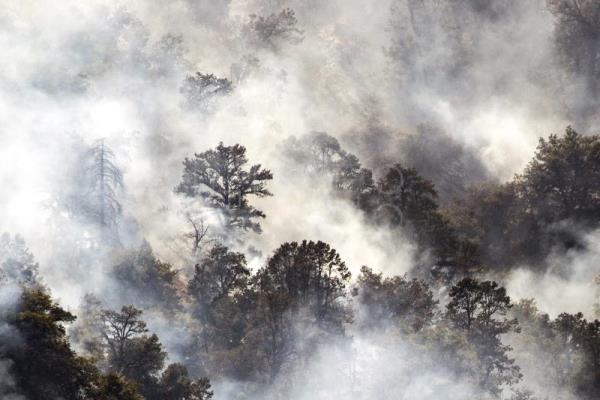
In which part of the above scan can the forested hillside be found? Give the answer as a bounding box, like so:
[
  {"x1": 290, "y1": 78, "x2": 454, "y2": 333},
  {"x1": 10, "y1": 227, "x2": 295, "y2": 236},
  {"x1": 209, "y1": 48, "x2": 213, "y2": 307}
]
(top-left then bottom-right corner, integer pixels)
[{"x1": 0, "y1": 1, "x2": 599, "y2": 399}]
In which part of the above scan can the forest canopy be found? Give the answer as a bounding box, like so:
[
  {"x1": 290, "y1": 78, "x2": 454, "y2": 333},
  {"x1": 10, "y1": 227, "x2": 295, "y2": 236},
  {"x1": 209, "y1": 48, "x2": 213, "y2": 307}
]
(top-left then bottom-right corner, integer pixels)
[{"x1": 1, "y1": 1, "x2": 600, "y2": 400}]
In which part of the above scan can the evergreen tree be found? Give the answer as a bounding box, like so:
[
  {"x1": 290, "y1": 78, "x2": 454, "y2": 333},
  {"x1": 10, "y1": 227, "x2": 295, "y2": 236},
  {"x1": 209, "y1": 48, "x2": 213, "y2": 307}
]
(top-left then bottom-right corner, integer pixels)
[
  {"x1": 175, "y1": 142, "x2": 273, "y2": 235},
  {"x1": 446, "y1": 278, "x2": 521, "y2": 394}
]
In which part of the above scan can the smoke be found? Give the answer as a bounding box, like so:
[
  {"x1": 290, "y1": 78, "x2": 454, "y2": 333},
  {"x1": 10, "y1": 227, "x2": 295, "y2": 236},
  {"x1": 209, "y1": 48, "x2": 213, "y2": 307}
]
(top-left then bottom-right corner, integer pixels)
[
  {"x1": 216, "y1": 331, "x2": 482, "y2": 400},
  {"x1": 0, "y1": 360, "x2": 25, "y2": 400},
  {"x1": 0, "y1": 0, "x2": 576, "y2": 274},
  {"x1": 0, "y1": 0, "x2": 598, "y2": 399},
  {"x1": 506, "y1": 228, "x2": 600, "y2": 319}
]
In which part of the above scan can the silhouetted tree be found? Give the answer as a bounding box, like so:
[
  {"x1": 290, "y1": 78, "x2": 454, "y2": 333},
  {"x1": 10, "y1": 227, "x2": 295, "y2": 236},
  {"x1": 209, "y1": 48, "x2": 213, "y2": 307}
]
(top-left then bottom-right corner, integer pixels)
[
  {"x1": 256, "y1": 240, "x2": 351, "y2": 330},
  {"x1": 175, "y1": 142, "x2": 273, "y2": 234},
  {"x1": 187, "y1": 244, "x2": 250, "y2": 354},
  {"x1": 446, "y1": 278, "x2": 521, "y2": 394},
  {"x1": 449, "y1": 127, "x2": 600, "y2": 269},
  {"x1": 375, "y1": 163, "x2": 438, "y2": 227},
  {"x1": 517, "y1": 127, "x2": 600, "y2": 223},
  {"x1": 1, "y1": 288, "x2": 98, "y2": 399},
  {"x1": 156, "y1": 363, "x2": 213, "y2": 400},
  {"x1": 374, "y1": 163, "x2": 467, "y2": 267},
  {"x1": 246, "y1": 288, "x2": 295, "y2": 382},
  {"x1": 445, "y1": 182, "x2": 518, "y2": 269},
  {"x1": 355, "y1": 266, "x2": 437, "y2": 332},
  {"x1": 234, "y1": 241, "x2": 353, "y2": 382},
  {"x1": 97, "y1": 305, "x2": 215, "y2": 399},
  {"x1": 67, "y1": 139, "x2": 124, "y2": 244},
  {"x1": 189, "y1": 244, "x2": 250, "y2": 306},
  {"x1": 95, "y1": 372, "x2": 144, "y2": 400},
  {"x1": 553, "y1": 312, "x2": 600, "y2": 399},
  {"x1": 184, "y1": 214, "x2": 210, "y2": 255},
  {"x1": 516, "y1": 127, "x2": 600, "y2": 263},
  {"x1": 112, "y1": 242, "x2": 182, "y2": 310},
  {"x1": 100, "y1": 306, "x2": 151, "y2": 373},
  {"x1": 246, "y1": 8, "x2": 303, "y2": 50}
]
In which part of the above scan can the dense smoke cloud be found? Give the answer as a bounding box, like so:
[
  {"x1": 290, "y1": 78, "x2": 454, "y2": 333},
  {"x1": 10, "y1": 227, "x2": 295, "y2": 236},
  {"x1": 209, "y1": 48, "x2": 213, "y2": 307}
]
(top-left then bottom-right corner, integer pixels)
[
  {"x1": 506, "y1": 228, "x2": 600, "y2": 319},
  {"x1": 1, "y1": 1, "x2": 599, "y2": 399},
  {"x1": 0, "y1": 0, "x2": 581, "y2": 275}
]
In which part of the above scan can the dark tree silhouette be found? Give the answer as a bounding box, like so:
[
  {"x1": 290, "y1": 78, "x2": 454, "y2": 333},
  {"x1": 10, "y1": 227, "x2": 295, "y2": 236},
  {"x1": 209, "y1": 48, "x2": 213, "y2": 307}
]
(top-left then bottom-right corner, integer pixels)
[
  {"x1": 0, "y1": 287, "x2": 163, "y2": 399},
  {"x1": 1, "y1": 288, "x2": 97, "y2": 399},
  {"x1": 100, "y1": 306, "x2": 151, "y2": 374},
  {"x1": 95, "y1": 372, "x2": 143, "y2": 400},
  {"x1": 188, "y1": 244, "x2": 250, "y2": 306},
  {"x1": 112, "y1": 243, "x2": 182, "y2": 310},
  {"x1": 175, "y1": 142, "x2": 273, "y2": 234},
  {"x1": 553, "y1": 312, "x2": 600, "y2": 399},
  {"x1": 375, "y1": 163, "x2": 438, "y2": 227},
  {"x1": 446, "y1": 278, "x2": 521, "y2": 394},
  {"x1": 158, "y1": 363, "x2": 213, "y2": 400},
  {"x1": 66, "y1": 139, "x2": 124, "y2": 244},
  {"x1": 355, "y1": 266, "x2": 437, "y2": 332},
  {"x1": 256, "y1": 240, "x2": 351, "y2": 329},
  {"x1": 186, "y1": 244, "x2": 251, "y2": 366},
  {"x1": 517, "y1": 126, "x2": 600, "y2": 223},
  {"x1": 247, "y1": 8, "x2": 303, "y2": 50},
  {"x1": 86, "y1": 140, "x2": 124, "y2": 230}
]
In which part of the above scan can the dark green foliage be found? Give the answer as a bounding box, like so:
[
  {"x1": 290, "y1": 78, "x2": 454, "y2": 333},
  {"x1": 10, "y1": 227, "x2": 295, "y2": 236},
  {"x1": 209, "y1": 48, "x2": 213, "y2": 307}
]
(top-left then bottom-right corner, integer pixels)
[
  {"x1": 99, "y1": 305, "x2": 165, "y2": 396},
  {"x1": 95, "y1": 372, "x2": 144, "y2": 400},
  {"x1": 100, "y1": 305, "x2": 151, "y2": 370},
  {"x1": 445, "y1": 182, "x2": 520, "y2": 268},
  {"x1": 156, "y1": 363, "x2": 213, "y2": 400},
  {"x1": 256, "y1": 240, "x2": 351, "y2": 329},
  {"x1": 449, "y1": 127, "x2": 600, "y2": 269},
  {"x1": 175, "y1": 142, "x2": 273, "y2": 234},
  {"x1": 374, "y1": 163, "x2": 438, "y2": 227},
  {"x1": 446, "y1": 278, "x2": 521, "y2": 394},
  {"x1": 98, "y1": 304, "x2": 215, "y2": 399},
  {"x1": 112, "y1": 242, "x2": 182, "y2": 310},
  {"x1": 9, "y1": 124, "x2": 600, "y2": 399},
  {"x1": 187, "y1": 244, "x2": 251, "y2": 360},
  {"x1": 245, "y1": 288, "x2": 295, "y2": 382},
  {"x1": 242, "y1": 240, "x2": 352, "y2": 382},
  {"x1": 189, "y1": 244, "x2": 250, "y2": 306},
  {"x1": 373, "y1": 163, "x2": 469, "y2": 267},
  {"x1": 553, "y1": 312, "x2": 600, "y2": 399},
  {"x1": 1, "y1": 288, "x2": 97, "y2": 399},
  {"x1": 355, "y1": 266, "x2": 437, "y2": 332},
  {"x1": 517, "y1": 127, "x2": 600, "y2": 223},
  {"x1": 286, "y1": 131, "x2": 474, "y2": 273},
  {"x1": 0, "y1": 288, "x2": 149, "y2": 400}
]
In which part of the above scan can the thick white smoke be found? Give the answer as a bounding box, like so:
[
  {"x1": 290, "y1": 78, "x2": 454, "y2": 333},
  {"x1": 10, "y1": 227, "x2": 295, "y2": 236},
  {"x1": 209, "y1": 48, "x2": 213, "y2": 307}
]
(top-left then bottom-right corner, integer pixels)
[{"x1": 0, "y1": 1, "x2": 598, "y2": 399}]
